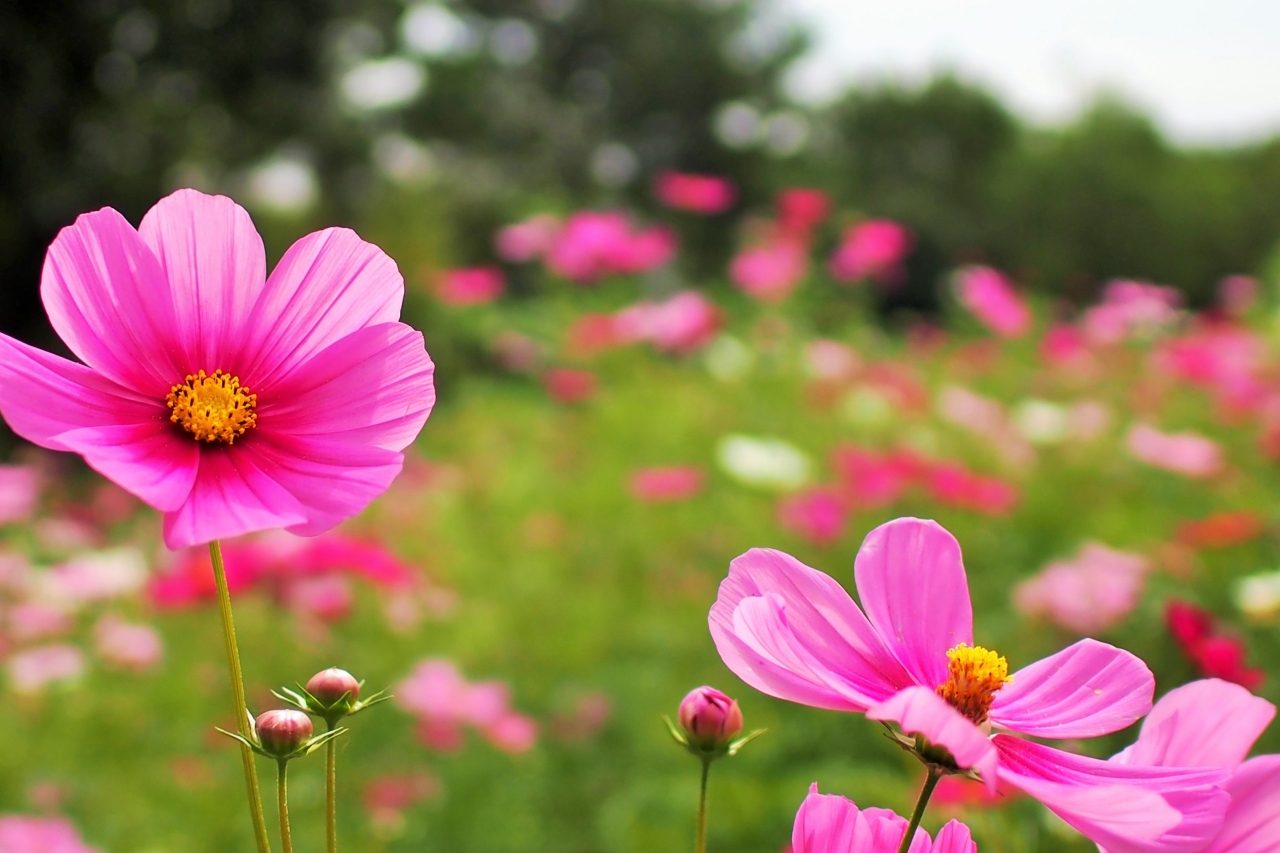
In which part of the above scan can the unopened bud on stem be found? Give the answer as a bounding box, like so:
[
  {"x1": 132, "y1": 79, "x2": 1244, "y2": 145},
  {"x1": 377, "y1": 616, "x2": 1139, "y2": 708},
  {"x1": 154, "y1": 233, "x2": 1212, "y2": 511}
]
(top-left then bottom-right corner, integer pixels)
[
  {"x1": 679, "y1": 687, "x2": 743, "y2": 750},
  {"x1": 256, "y1": 710, "x2": 313, "y2": 758}
]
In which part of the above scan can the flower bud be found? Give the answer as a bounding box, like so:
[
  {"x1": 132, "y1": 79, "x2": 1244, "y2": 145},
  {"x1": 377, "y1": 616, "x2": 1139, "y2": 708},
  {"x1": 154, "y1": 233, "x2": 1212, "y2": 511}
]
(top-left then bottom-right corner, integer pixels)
[
  {"x1": 256, "y1": 709, "x2": 313, "y2": 758},
  {"x1": 306, "y1": 667, "x2": 361, "y2": 709},
  {"x1": 678, "y1": 686, "x2": 743, "y2": 750}
]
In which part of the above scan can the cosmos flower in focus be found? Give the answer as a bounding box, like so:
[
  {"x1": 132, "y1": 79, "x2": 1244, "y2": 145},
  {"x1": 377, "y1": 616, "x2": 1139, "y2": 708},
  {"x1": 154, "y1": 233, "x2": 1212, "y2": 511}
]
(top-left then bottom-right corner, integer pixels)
[{"x1": 0, "y1": 189, "x2": 435, "y2": 549}]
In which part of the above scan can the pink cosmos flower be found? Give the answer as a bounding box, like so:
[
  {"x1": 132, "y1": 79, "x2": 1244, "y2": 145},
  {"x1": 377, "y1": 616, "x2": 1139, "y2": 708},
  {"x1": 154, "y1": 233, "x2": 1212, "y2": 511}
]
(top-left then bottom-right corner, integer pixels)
[
  {"x1": 612, "y1": 291, "x2": 721, "y2": 354},
  {"x1": 494, "y1": 213, "x2": 560, "y2": 262},
  {"x1": 711, "y1": 517, "x2": 1228, "y2": 852},
  {"x1": 1040, "y1": 324, "x2": 1092, "y2": 368},
  {"x1": 93, "y1": 615, "x2": 163, "y2": 671},
  {"x1": 792, "y1": 784, "x2": 975, "y2": 853},
  {"x1": 1166, "y1": 601, "x2": 1264, "y2": 690},
  {"x1": 830, "y1": 446, "x2": 920, "y2": 510},
  {"x1": 1083, "y1": 281, "x2": 1181, "y2": 345},
  {"x1": 829, "y1": 220, "x2": 911, "y2": 285},
  {"x1": 7, "y1": 644, "x2": 85, "y2": 693},
  {"x1": 545, "y1": 212, "x2": 675, "y2": 282},
  {"x1": 1126, "y1": 425, "x2": 1223, "y2": 479},
  {"x1": 0, "y1": 464, "x2": 40, "y2": 525},
  {"x1": 0, "y1": 815, "x2": 101, "y2": 853},
  {"x1": 731, "y1": 240, "x2": 808, "y2": 303},
  {"x1": 0, "y1": 189, "x2": 435, "y2": 549},
  {"x1": 776, "y1": 189, "x2": 831, "y2": 235},
  {"x1": 1014, "y1": 543, "x2": 1150, "y2": 634},
  {"x1": 653, "y1": 171, "x2": 736, "y2": 214},
  {"x1": 1106, "y1": 679, "x2": 1279, "y2": 853},
  {"x1": 435, "y1": 267, "x2": 504, "y2": 306},
  {"x1": 777, "y1": 487, "x2": 848, "y2": 546},
  {"x1": 543, "y1": 368, "x2": 597, "y2": 404},
  {"x1": 953, "y1": 267, "x2": 1031, "y2": 338},
  {"x1": 395, "y1": 659, "x2": 538, "y2": 755},
  {"x1": 629, "y1": 466, "x2": 704, "y2": 503},
  {"x1": 925, "y1": 464, "x2": 1018, "y2": 516}
]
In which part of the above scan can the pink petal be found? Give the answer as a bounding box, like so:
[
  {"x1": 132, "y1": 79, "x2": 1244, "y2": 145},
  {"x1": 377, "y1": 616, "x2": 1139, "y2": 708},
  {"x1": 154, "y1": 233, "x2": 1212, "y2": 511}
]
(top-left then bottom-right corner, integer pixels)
[
  {"x1": 710, "y1": 548, "x2": 911, "y2": 712},
  {"x1": 137, "y1": 189, "x2": 267, "y2": 372},
  {"x1": 994, "y1": 735, "x2": 1229, "y2": 853},
  {"x1": 258, "y1": 322, "x2": 435, "y2": 451},
  {"x1": 867, "y1": 686, "x2": 999, "y2": 791},
  {"x1": 932, "y1": 821, "x2": 977, "y2": 853},
  {"x1": 41, "y1": 205, "x2": 183, "y2": 393},
  {"x1": 58, "y1": 423, "x2": 198, "y2": 513},
  {"x1": 792, "y1": 784, "x2": 861, "y2": 853},
  {"x1": 240, "y1": 227, "x2": 403, "y2": 384},
  {"x1": 1117, "y1": 679, "x2": 1275, "y2": 769},
  {"x1": 989, "y1": 639, "x2": 1154, "y2": 738},
  {"x1": 853, "y1": 518, "x2": 973, "y2": 689},
  {"x1": 1204, "y1": 755, "x2": 1280, "y2": 853},
  {"x1": 161, "y1": 447, "x2": 308, "y2": 549}
]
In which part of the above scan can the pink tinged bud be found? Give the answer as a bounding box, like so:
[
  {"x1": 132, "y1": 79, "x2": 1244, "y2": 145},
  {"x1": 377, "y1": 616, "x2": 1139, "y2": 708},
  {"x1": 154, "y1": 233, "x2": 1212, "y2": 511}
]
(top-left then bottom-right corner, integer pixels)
[
  {"x1": 256, "y1": 709, "x2": 313, "y2": 757},
  {"x1": 307, "y1": 667, "x2": 361, "y2": 707},
  {"x1": 678, "y1": 686, "x2": 743, "y2": 748}
]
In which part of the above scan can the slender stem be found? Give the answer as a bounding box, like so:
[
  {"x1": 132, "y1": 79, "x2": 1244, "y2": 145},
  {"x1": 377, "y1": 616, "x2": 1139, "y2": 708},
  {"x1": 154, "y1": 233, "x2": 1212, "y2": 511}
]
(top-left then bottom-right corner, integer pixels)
[
  {"x1": 695, "y1": 756, "x2": 712, "y2": 853},
  {"x1": 210, "y1": 540, "x2": 272, "y2": 853},
  {"x1": 277, "y1": 760, "x2": 294, "y2": 853},
  {"x1": 325, "y1": 720, "x2": 338, "y2": 853},
  {"x1": 896, "y1": 769, "x2": 942, "y2": 853}
]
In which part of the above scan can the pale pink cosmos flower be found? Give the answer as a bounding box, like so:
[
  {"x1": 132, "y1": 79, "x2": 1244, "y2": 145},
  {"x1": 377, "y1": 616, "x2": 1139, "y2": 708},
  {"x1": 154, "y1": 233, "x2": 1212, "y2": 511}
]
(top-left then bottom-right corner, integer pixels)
[
  {"x1": 93, "y1": 615, "x2": 163, "y2": 671},
  {"x1": 612, "y1": 291, "x2": 721, "y2": 354},
  {"x1": 653, "y1": 171, "x2": 737, "y2": 214},
  {"x1": 953, "y1": 267, "x2": 1031, "y2": 338},
  {"x1": 395, "y1": 659, "x2": 539, "y2": 755},
  {"x1": 0, "y1": 189, "x2": 435, "y2": 549},
  {"x1": 494, "y1": 213, "x2": 560, "y2": 262},
  {"x1": 7, "y1": 644, "x2": 85, "y2": 693},
  {"x1": 730, "y1": 240, "x2": 808, "y2": 303},
  {"x1": 792, "y1": 784, "x2": 975, "y2": 853},
  {"x1": 0, "y1": 464, "x2": 40, "y2": 525},
  {"x1": 6, "y1": 603, "x2": 75, "y2": 643},
  {"x1": 0, "y1": 815, "x2": 102, "y2": 853},
  {"x1": 629, "y1": 466, "x2": 704, "y2": 503},
  {"x1": 1015, "y1": 543, "x2": 1151, "y2": 634},
  {"x1": 1083, "y1": 281, "x2": 1182, "y2": 345},
  {"x1": 42, "y1": 547, "x2": 148, "y2": 605},
  {"x1": 711, "y1": 517, "x2": 1228, "y2": 852},
  {"x1": 1126, "y1": 425, "x2": 1223, "y2": 479},
  {"x1": 1104, "y1": 679, "x2": 1279, "y2": 853},
  {"x1": 434, "y1": 267, "x2": 504, "y2": 306},
  {"x1": 829, "y1": 220, "x2": 911, "y2": 285}
]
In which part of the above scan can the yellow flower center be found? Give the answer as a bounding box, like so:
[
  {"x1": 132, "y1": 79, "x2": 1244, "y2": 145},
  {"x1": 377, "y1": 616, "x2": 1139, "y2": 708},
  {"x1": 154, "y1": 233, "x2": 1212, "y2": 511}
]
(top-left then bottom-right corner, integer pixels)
[
  {"x1": 936, "y1": 643, "x2": 1012, "y2": 726},
  {"x1": 166, "y1": 370, "x2": 258, "y2": 445}
]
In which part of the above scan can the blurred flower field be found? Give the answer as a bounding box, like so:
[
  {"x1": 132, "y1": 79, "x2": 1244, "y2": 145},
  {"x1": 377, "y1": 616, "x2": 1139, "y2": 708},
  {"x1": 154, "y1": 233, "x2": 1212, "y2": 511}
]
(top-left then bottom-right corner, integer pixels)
[{"x1": 2, "y1": 181, "x2": 1280, "y2": 853}]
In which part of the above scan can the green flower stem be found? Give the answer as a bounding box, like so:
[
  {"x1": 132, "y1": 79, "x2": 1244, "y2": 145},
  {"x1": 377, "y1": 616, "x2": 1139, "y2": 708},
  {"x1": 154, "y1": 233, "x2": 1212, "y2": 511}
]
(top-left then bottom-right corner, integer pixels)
[
  {"x1": 210, "y1": 539, "x2": 272, "y2": 853},
  {"x1": 695, "y1": 756, "x2": 712, "y2": 853},
  {"x1": 325, "y1": 720, "x2": 338, "y2": 853},
  {"x1": 896, "y1": 769, "x2": 942, "y2": 853},
  {"x1": 277, "y1": 760, "x2": 294, "y2": 853}
]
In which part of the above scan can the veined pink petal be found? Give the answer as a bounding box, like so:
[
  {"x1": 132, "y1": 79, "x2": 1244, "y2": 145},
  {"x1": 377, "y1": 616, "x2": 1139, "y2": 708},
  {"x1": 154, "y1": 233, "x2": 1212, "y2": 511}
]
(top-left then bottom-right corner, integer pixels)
[
  {"x1": 932, "y1": 821, "x2": 976, "y2": 853},
  {"x1": 867, "y1": 687, "x2": 999, "y2": 791},
  {"x1": 792, "y1": 785, "x2": 862, "y2": 853},
  {"x1": 162, "y1": 447, "x2": 308, "y2": 549},
  {"x1": 258, "y1": 322, "x2": 434, "y2": 451},
  {"x1": 710, "y1": 549, "x2": 911, "y2": 712},
  {"x1": 853, "y1": 518, "x2": 973, "y2": 689},
  {"x1": 41, "y1": 205, "x2": 183, "y2": 393},
  {"x1": 989, "y1": 639, "x2": 1154, "y2": 738},
  {"x1": 1204, "y1": 755, "x2": 1280, "y2": 853},
  {"x1": 1116, "y1": 679, "x2": 1275, "y2": 769},
  {"x1": 137, "y1": 189, "x2": 266, "y2": 372},
  {"x1": 58, "y1": 423, "x2": 198, "y2": 513},
  {"x1": 994, "y1": 735, "x2": 1229, "y2": 853},
  {"x1": 240, "y1": 228, "x2": 404, "y2": 384}
]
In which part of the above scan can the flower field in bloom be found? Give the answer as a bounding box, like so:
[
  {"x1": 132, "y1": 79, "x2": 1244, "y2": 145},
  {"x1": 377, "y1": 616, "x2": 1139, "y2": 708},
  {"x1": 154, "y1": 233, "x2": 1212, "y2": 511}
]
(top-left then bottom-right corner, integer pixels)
[{"x1": 1, "y1": 188, "x2": 1280, "y2": 852}]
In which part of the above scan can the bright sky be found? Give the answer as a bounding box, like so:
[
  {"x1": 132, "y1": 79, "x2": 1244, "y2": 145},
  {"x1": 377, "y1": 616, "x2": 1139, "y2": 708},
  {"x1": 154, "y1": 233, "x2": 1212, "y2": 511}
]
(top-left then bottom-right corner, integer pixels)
[{"x1": 786, "y1": 0, "x2": 1280, "y2": 145}]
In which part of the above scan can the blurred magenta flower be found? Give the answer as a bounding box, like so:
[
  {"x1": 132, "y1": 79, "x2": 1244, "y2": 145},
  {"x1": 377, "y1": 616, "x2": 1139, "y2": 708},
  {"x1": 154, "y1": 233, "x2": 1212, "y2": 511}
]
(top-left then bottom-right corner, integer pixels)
[
  {"x1": 1166, "y1": 601, "x2": 1264, "y2": 690},
  {"x1": 953, "y1": 266, "x2": 1031, "y2": 338},
  {"x1": 629, "y1": 466, "x2": 704, "y2": 503},
  {"x1": 435, "y1": 266, "x2": 504, "y2": 306},
  {"x1": 1127, "y1": 424, "x2": 1223, "y2": 478},
  {"x1": 7, "y1": 644, "x2": 85, "y2": 693},
  {"x1": 545, "y1": 212, "x2": 675, "y2": 282},
  {"x1": 653, "y1": 171, "x2": 736, "y2": 214},
  {"x1": 1040, "y1": 324, "x2": 1093, "y2": 368},
  {"x1": 1083, "y1": 280, "x2": 1182, "y2": 345},
  {"x1": 364, "y1": 772, "x2": 441, "y2": 829},
  {"x1": 0, "y1": 464, "x2": 40, "y2": 525},
  {"x1": 1015, "y1": 543, "x2": 1151, "y2": 634},
  {"x1": 777, "y1": 487, "x2": 848, "y2": 546},
  {"x1": 1105, "y1": 679, "x2": 1279, "y2": 853},
  {"x1": 613, "y1": 291, "x2": 721, "y2": 354},
  {"x1": 0, "y1": 189, "x2": 435, "y2": 549},
  {"x1": 926, "y1": 463, "x2": 1018, "y2": 515},
  {"x1": 494, "y1": 213, "x2": 560, "y2": 262},
  {"x1": 395, "y1": 659, "x2": 538, "y2": 755},
  {"x1": 830, "y1": 445, "x2": 921, "y2": 510},
  {"x1": 792, "y1": 784, "x2": 975, "y2": 853},
  {"x1": 711, "y1": 517, "x2": 1228, "y2": 851},
  {"x1": 0, "y1": 815, "x2": 101, "y2": 853},
  {"x1": 731, "y1": 239, "x2": 808, "y2": 303},
  {"x1": 542, "y1": 368, "x2": 598, "y2": 404},
  {"x1": 1154, "y1": 325, "x2": 1266, "y2": 418},
  {"x1": 775, "y1": 188, "x2": 831, "y2": 235},
  {"x1": 828, "y1": 220, "x2": 910, "y2": 285},
  {"x1": 93, "y1": 616, "x2": 163, "y2": 671}
]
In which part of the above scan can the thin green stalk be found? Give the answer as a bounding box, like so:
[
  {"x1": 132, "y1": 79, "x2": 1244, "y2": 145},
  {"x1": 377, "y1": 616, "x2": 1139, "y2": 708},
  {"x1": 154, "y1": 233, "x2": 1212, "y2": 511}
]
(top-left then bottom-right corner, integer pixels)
[
  {"x1": 695, "y1": 756, "x2": 712, "y2": 853},
  {"x1": 210, "y1": 540, "x2": 272, "y2": 853},
  {"x1": 325, "y1": 721, "x2": 338, "y2": 853},
  {"x1": 896, "y1": 769, "x2": 942, "y2": 853},
  {"x1": 277, "y1": 760, "x2": 294, "y2": 853}
]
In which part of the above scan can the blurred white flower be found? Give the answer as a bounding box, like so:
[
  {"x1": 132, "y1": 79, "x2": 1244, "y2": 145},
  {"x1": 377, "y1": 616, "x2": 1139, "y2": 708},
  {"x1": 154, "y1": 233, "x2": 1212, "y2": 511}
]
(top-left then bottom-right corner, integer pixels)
[
  {"x1": 1234, "y1": 570, "x2": 1280, "y2": 621},
  {"x1": 1013, "y1": 399, "x2": 1069, "y2": 446},
  {"x1": 39, "y1": 548, "x2": 148, "y2": 605},
  {"x1": 704, "y1": 335, "x2": 754, "y2": 382},
  {"x1": 341, "y1": 57, "x2": 426, "y2": 110},
  {"x1": 716, "y1": 435, "x2": 810, "y2": 491}
]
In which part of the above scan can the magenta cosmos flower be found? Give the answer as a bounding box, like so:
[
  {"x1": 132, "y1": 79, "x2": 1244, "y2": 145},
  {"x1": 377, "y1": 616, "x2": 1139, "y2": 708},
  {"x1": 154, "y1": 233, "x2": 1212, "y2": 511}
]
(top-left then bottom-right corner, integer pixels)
[
  {"x1": 711, "y1": 518, "x2": 1229, "y2": 853},
  {"x1": 792, "y1": 784, "x2": 974, "y2": 853},
  {"x1": 0, "y1": 189, "x2": 435, "y2": 549}
]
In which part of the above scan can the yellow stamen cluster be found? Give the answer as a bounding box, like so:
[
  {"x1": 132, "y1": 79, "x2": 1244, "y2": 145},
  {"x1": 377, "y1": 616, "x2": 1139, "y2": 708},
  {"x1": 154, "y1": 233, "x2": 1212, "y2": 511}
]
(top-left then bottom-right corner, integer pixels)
[
  {"x1": 936, "y1": 643, "x2": 1012, "y2": 725},
  {"x1": 166, "y1": 369, "x2": 258, "y2": 445}
]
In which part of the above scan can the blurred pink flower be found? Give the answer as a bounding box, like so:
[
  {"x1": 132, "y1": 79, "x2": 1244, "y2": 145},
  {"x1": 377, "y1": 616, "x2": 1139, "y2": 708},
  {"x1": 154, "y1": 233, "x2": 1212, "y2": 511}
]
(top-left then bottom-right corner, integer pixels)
[
  {"x1": 927, "y1": 463, "x2": 1018, "y2": 515},
  {"x1": 1083, "y1": 280, "x2": 1181, "y2": 345},
  {"x1": 776, "y1": 188, "x2": 831, "y2": 235},
  {"x1": 93, "y1": 615, "x2": 163, "y2": 671},
  {"x1": 1126, "y1": 424, "x2": 1223, "y2": 478},
  {"x1": 494, "y1": 214, "x2": 560, "y2": 262},
  {"x1": 551, "y1": 691, "x2": 612, "y2": 741},
  {"x1": 485, "y1": 713, "x2": 539, "y2": 753},
  {"x1": 730, "y1": 240, "x2": 808, "y2": 303},
  {"x1": 364, "y1": 772, "x2": 441, "y2": 825},
  {"x1": 0, "y1": 464, "x2": 40, "y2": 525},
  {"x1": 6, "y1": 604, "x2": 74, "y2": 644},
  {"x1": 1217, "y1": 275, "x2": 1258, "y2": 317},
  {"x1": 954, "y1": 266, "x2": 1031, "y2": 338},
  {"x1": 1166, "y1": 601, "x2": 1263, "y2": 690},
  {"x1": 395, "y1": 659, "x2": 538, "y2": 754},
  {"x1": 612, "y1": 291, "x2": 721, "y2": 354},
  {"x1": 7, "y1": 644, "x2": 85, "y2": 693},
  {"x1": 653, "y1": 171, "x2": 736, "y2": 214},
  {"x1": 1015, "y1": 543, "x2": 1151, "y2": 634},
  {"x1": 44, "y1": 548, "x2": 147, "y2": 604},
  {"x1": 435, "y1": 267, "x2": 504, "y2": 306},
  {"x1": 545, "y1": 212, "x2": 675, "y2": 282},
  {"x1": 543, "y1": 368, "x2": 597, "y2": 404},
  {"x1": 629, "y1": 467, "x2": 704, "y2": 503},
  {"x1": 1040, "y1": 324, "x2": 1092, "y2": 367},
  {"x1": 803, "y1": 340, "x2": 861, "y2": 383},
  {"x1": 828, "y1": 220, "x2": 911, "y2": 285},
  {"x1": 0, "y1": 815, "x2": 101, "y2": 853},
  {"x1": 0, "y1": 189, "x2": 435, "y2": 549},
  {"x1": 1154, "y1": 325, "x2": 1266, "y2": 418},
  {"x1": 777, "y1": 487, "x2": 848, "y2": 546},
  {"x1": 565, "y1": 314, "x2": 622, "y2": 357},
  {"x1": 792, "y1": 784, "x2": 975, "y2": 853},
  {"x1": 1175, "y1": 511, "x2": 1265, "y2": 550},
  {"x1": 284, "y1": 574, "x2": 354, "y2": 622},
  {"x1": 830, "y1": 445, "x2": 920, "y2": 509}
]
